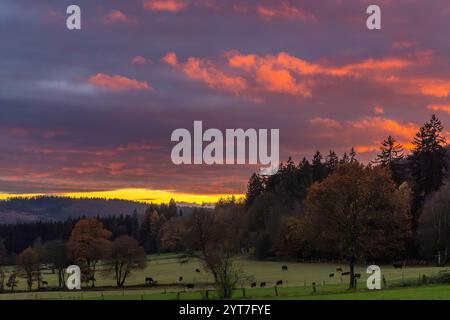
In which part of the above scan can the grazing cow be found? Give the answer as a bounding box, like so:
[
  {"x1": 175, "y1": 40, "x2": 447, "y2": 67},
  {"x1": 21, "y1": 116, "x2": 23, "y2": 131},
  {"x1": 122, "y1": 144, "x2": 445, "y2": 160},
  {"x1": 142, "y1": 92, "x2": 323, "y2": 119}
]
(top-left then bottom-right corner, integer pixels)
[
  {"x1": 145, "y1": 277, "x2": 154, "y2": 285},
  {"x1": 393, "y1": 263, "x2": 403, "y2": 269},
  {"x1": 276, "y1": 280, "x2": 283, "y2": 286},
  {"x1": 336, "y1": 267, "x2": 343, "y2": 272},
  {"x1": 186, "y1": 284, "x2": 195, "y2": 289},
  {"x1": 179, "y1": 276, "x2": 183, "y2": 282},
  {"x1": 251, "y1": 282, "x2": 257, "y2": 288},
  {"x1": 341, "y1": 272, "x2": 350, "y2": 276},
  {"x1": 282, "y1": 266, "x2": 288, "y2": 271},
  {"x1": 329, "y1": 273, "x2": 334, "y2": 278},
  {"x1": 260, "y1": 282, "x2": 266, "y2": 288},
  {"x1": 195, "y1": 269, "x2": 201, "y2": 273},
  {"x1": 355, "y1": 273, "x2": 361, "y2": 278}
]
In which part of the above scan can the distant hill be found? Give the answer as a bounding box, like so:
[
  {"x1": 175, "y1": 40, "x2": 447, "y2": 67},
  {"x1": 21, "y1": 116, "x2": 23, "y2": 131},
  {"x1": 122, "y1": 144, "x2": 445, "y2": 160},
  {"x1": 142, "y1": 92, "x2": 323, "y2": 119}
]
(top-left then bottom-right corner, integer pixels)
[{"x1": 0, "y1": 196, "x2": 150, "y2": 224}]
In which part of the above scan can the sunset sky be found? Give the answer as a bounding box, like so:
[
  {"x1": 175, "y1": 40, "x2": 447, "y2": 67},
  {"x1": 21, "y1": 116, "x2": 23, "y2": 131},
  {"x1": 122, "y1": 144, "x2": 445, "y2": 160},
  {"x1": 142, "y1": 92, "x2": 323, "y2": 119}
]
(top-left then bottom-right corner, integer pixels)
[{"x1": 1, "y1": 0, "x2": 450, "y2": 203}]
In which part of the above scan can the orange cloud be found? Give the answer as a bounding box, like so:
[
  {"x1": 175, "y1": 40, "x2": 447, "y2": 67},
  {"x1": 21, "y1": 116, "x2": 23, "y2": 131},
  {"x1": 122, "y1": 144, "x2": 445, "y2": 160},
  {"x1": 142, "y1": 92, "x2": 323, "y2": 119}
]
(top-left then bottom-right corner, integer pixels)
[
  {"x1": 348, "y1": 117, "x2": 418, "y2": 140},
  {"x1": 103, "y1": 10, "x2": 136, "y2": 24},
  {"x1": 88, "y1": 73, "x2": 151, "y2": 91},
  {"x1": 143, "y1": 0, "x2": 187, "y2": 12},
  {"x1": 162, "y1": 52, "x2": 247, "y2": 95},
  {"x1": 427, "y1": 104, "x2": 450, "y2": 114}
]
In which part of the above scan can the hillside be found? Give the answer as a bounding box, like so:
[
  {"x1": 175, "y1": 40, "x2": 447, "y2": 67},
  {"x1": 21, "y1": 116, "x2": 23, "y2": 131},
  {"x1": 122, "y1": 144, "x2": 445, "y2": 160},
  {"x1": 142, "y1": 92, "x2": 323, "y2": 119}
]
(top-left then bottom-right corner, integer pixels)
[{"x1": 0, "y1": 196, "x2": 150, "y2": 224}]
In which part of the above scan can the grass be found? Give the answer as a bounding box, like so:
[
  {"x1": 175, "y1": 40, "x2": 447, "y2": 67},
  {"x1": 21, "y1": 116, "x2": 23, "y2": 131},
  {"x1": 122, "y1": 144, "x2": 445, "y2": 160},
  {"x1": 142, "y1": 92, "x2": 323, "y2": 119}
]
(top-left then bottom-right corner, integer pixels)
[{"x1": 0, "y1": 254, "x2": 449, "y2": 300}]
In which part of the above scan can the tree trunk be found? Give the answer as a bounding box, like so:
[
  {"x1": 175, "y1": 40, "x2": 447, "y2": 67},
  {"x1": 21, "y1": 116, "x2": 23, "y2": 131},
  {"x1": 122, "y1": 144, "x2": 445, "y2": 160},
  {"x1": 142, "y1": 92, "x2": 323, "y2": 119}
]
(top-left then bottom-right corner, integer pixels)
[{"x1": 349, "y1": 259, "x2": 355, "y2": 289}]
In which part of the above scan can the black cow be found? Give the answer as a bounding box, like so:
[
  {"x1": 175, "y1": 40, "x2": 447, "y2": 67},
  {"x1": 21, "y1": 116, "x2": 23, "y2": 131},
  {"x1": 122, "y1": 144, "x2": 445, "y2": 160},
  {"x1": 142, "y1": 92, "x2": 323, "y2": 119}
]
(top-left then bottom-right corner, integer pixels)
[
  {"x1": 251, "y1": 282, "x2": 257, "y2": 288},
  {"x1": 341, "y1": 272, "x2": 350, "y2": 276},
  {"x1": 276, "y1": 280, "x2": 283, "y2": 286},
  {"x1": 336, "y1": 267, "x2": 343, "y2": 272},
  {"x1": 145, "y1": 277, "x2": 154, "y2": 285},
  {"x1": 179, "y1": 276, "x2": 183, "y2": 282},
  {"x1": 41, "y1": 281, "x2": 48, "y2": 286},
  {"x1": 195, "y1": 269, "x2": 201, "y2": 273},
  {"x1": 329, "y1": 273, "x2": 335, "y2": 277},
  {"x1": 260, "y1": 282, "x2": 266, "y2": 288},
  {"x1": 282, "y1": 266, "x2": 288, "y2": 271},
  {"x1": 186, "y1": 284, "x2": 195, "y2": 289},
  {"x1": 393, "y1": 263, "x2": 403, "y2": 269},
  {"x1": 355, "y1": 273, "x2": 361, "y2": 278}
]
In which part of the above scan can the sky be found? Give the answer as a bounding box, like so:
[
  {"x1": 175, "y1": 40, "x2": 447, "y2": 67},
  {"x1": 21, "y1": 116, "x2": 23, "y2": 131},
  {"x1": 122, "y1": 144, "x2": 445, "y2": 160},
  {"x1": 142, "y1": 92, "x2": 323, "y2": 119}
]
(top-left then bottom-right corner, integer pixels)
[{"x1": 1, "y1": 0, "x2": 450, "y2": 204}]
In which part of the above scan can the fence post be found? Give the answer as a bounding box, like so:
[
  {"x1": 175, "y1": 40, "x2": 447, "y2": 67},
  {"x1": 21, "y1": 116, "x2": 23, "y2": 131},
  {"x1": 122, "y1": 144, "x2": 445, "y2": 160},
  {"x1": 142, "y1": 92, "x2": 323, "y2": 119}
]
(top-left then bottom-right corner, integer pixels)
[
  {"x1": 242, "y1": 288, "x2": 246, "y2": 298},
  {"x1": 177, "y1": 292, "x2": 180, "y2": 300},
  {"x1": 312, "y1": 282, "x2": 316, "y2": 294},
  {"x1": 274, "y1": 286, "x2": 278, "y2": 297}
]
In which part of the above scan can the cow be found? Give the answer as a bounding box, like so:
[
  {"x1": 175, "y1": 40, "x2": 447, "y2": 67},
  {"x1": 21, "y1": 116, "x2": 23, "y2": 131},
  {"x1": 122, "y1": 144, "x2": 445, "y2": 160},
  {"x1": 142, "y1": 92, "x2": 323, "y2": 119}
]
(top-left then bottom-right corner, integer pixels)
[
  {"x1": 282, "y1": 266, "x2": 288, "y2": 271},
  {"x1": 260, "y1": 282, "x2": 266, "y2": 288},
  {"x1": 355, "y1": 273, "x2": 361, "y2": 278},
  {"x1": 341, "y1": 272, "x2": 350, "y2": 276},
  {"x1": 251, "y1": 282, "x2": 257, "y2": 288},
  {"x1": 145, "y1": 277, "x2": 155, "y2": 285},
  {"x1": 336, "y1": 267, "x2": 343, "y2": 272},
  {"x1": 329, "y1": 273, "x2": 335, "y2": 278},
  {"x1": 195, "y1": 269, "x2": 201, "y2": 273},
  {"x1": 41, "y1": 281, "x2": 48, "y2": 286},
  {"x1": 179, "y1": 276, "x2": 183, "y2": 282},
  {"x1": 393, "y1": 263, "x2": 403, "y2": 269},
  {"x1": 186, "y1": 284, "x2": 195, "y2": 289},
  {"x1": 276, "y1": 280, "x2": 283, "y2": 286}
]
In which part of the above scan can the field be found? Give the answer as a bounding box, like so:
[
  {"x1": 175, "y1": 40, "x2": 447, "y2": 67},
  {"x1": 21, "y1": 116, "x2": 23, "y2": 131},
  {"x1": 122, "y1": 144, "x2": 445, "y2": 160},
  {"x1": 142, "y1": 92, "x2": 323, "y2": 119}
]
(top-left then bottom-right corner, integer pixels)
[{"x1": 0, "y1": 254, "x2": 449, "y2": 300}]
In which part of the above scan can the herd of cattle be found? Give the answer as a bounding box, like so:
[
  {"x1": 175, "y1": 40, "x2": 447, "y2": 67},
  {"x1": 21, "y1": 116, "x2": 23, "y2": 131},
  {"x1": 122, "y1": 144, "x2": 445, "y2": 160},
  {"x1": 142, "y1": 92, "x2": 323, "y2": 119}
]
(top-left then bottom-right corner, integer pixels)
[{"x1": 144, "y1": 263, "x2": 405, "y2": 290}]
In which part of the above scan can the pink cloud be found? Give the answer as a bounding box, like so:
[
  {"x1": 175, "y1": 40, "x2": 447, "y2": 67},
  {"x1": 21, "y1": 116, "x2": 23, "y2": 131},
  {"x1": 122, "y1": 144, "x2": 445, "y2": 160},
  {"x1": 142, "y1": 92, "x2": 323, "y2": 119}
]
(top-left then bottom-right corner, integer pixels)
[
  {"x1": 103, "y1": 10, "x2": 137, "y2": 25},
  {"x1": 309, "y1": 117, "x2": 342, "y2": 129},
  {"x1": 427, "y1": 104, "x2": 450, "y2": 114},
  {"x1": 373, "y1": 105, "x2": 385, "y2": 115},
  {"x1": 143, "y1": 0, "x2": 187, "y2": 12},
  {"x1": 131, "y1": 56, "x2": 148, "y2": 65},
  {"x1": 88, "y1": 73, "x2": 151, "y2": 92}
]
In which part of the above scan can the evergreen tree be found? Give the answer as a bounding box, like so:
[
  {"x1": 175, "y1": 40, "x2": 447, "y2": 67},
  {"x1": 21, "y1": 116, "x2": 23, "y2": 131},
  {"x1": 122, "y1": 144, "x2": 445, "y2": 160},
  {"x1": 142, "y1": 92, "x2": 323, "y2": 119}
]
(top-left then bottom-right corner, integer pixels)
[
  {"x1": 312, "y1": 151, "x2": 326, "y2": 182},
  {"x1": 409, "y1": 114, "x2": 448, "y2": 223},
  {"x1": 245, "y1": 173, "x2": 265, "y2": 208},
  {"x1": 374, "y1": 135, "x2": 405, "y2": 185},
  {"x1": 349, "y1": 147, "x2": 357, "y2": 163},
  {"x1": 340, "y1": 152, "x2": 350, "y2": 164},
  {"x1": 325, "y1": 150, "x2": 339, "y2": 175}
]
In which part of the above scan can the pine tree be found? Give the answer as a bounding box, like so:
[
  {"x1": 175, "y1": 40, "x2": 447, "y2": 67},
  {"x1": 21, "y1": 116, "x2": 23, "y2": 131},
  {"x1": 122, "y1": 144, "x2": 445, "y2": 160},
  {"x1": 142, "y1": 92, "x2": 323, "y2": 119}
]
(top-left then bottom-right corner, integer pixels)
[
  {"x1": 374, "y1": 136, "x2": 405, "y2": 184},
  {"x1": 245, "y1": 173, "x2": 265, "y2": 208},
  {"x1": 325, "y1": 150, "x2": 339, "y2": 175},
  {"x1": 349, "y1": 147, "x2": 357, "y2": 163},
  {"x1": 312, "y1": 151, "x2": 326, "y2": 182},
  {"x1": 409, "y1": 114, "x2": 448, "y2": 223},
  {"x1": 340, "y1": 152, "x2": 350, "y2": 164}
]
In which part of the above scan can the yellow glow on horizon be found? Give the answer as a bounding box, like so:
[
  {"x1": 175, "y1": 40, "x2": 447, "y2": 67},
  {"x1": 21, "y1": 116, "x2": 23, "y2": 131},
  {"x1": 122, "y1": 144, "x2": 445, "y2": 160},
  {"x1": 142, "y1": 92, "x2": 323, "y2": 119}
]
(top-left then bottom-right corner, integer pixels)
[{"x1": 0, "y1": 188, "x2": 243, "y2": 205}]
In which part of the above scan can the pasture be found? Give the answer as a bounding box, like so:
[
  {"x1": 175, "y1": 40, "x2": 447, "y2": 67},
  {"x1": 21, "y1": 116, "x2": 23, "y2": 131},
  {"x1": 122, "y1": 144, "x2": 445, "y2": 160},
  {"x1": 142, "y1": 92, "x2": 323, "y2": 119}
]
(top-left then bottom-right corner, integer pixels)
[{"x1": 0, "y1": 254, "x2": 449, "y2": 300}]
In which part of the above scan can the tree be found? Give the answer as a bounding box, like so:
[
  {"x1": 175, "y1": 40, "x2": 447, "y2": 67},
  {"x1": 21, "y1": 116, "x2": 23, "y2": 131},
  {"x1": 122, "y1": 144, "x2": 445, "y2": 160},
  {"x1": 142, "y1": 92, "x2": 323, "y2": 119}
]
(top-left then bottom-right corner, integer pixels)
[
  {"x1": 312, "y1": 151, "x2": 326, "y2": 182},
  {"x1": 409, "y1": 114, "x2": 447, "y2": 224},
  {"x1": 374, "y1": 136, "x2": 405, "y2": 185},
  {"x1": 17, "y1": 247, "x2": 40, "y2": 291},
  {"x1": 418, "y1": 183, "x2": 450, "y2": 265},
  {"x1": 0, "y1": 239, "x2": 7, "y2": 292},
  {"x1": 303, "y1": 163, "x2": 411, "y2": 288},
  {"x1": 245, "y1": 173, "x2": 265, "y2": 208},
  {"x1": 6, "y1": 273, "x2": 18, "y2": 293},
  {"x1": 108, "y1": 236, "x2": 146, "y2": 287},
  {"x1": 43, "y1": 239, "x2": 70, "y2": 289},
  {"x1": 325, "y1": 150, "x2": 339, "y2": 175},
  {"x1": 68, "y1": 218, "x2": 111, "y2": 288},
  {"x1": 349, "y1": 147, "x2": 357, "y2": 163}
]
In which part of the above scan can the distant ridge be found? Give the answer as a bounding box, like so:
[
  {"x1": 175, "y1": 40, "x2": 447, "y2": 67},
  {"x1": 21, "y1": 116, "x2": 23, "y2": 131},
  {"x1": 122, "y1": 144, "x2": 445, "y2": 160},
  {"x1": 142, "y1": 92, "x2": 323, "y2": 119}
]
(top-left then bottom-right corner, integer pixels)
[{"x1": 0, "y1": 196, "x2": 149, "y2": 224}]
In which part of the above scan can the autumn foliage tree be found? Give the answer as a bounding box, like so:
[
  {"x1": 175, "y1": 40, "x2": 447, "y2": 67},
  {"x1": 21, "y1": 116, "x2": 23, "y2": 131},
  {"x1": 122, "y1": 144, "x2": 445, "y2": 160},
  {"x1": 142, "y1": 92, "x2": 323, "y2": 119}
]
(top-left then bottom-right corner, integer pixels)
[
  {"x1": 17, "y1": 246, "x2": 40, "y2": 291},
  {"x1": 108, "y1": 235, "x2": 146, "y2": 287},
  {"x1": 303, "y1": 163, "x2": 412, "y2": 288},
  {"x1": 68, "y1": 218, "x2": 111, "y2": 287}
]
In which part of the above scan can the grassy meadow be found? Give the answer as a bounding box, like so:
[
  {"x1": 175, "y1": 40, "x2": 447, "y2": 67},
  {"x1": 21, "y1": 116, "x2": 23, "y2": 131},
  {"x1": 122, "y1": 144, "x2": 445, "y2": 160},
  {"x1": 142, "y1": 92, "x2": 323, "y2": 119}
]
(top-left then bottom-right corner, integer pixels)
[{"x1": 0, "y1": 253, "x2": 449, "y2": 300}]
